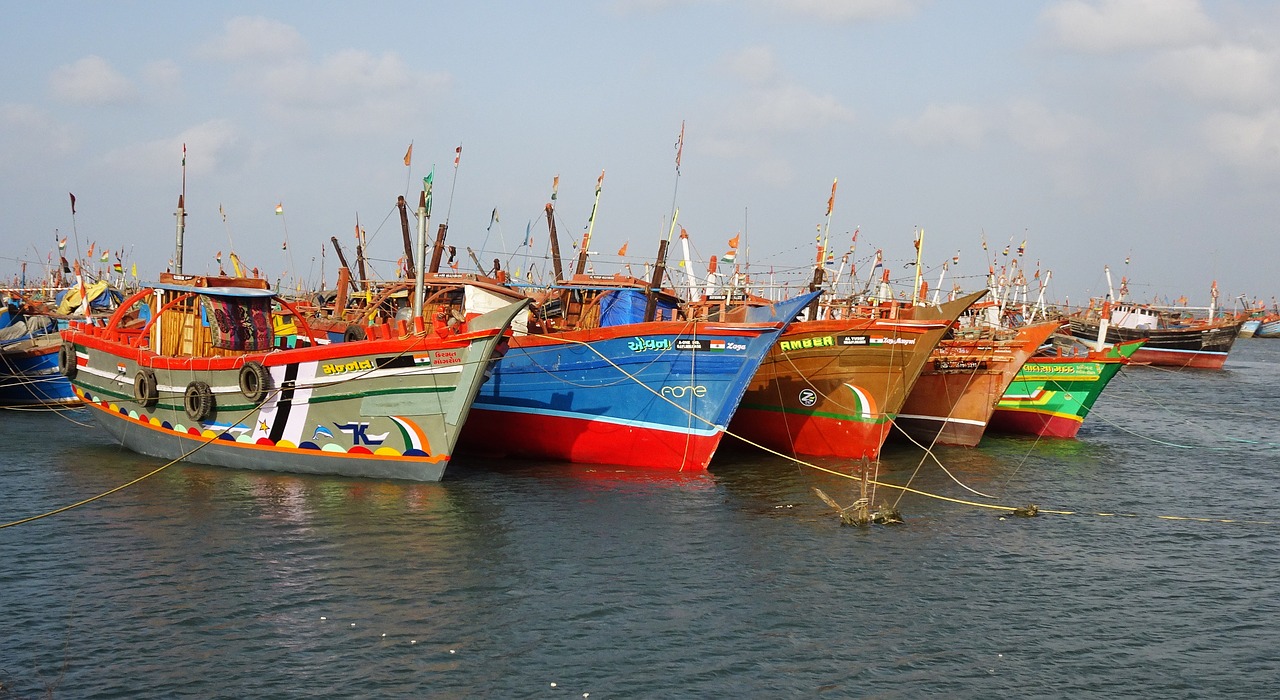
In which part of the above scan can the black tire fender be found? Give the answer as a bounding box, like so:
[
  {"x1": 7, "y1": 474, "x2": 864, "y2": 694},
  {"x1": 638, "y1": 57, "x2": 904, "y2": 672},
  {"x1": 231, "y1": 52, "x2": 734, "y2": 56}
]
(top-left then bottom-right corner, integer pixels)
[
  {"x1": 183, "y1": 380, "x2": 215, "y2": 422},
  {"x1": 133, "y1": 369, "x2": 159, "y2": 409},
  {"x1": 58, "y1": 342, "x2": 77, "y2": 379},
  {"x1": 238, "y1": 361, "x2": 271, "y2": 403},
  {"x1": 343, "y1": 324, "x2": 367, "y2": 342}
]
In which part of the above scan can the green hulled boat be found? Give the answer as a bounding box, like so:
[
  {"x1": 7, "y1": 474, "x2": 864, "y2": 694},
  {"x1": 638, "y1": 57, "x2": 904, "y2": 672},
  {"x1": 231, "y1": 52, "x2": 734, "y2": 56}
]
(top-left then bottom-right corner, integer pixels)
[{"x1": 987, "y1": 337, "x2": 1144, "y2": 438}]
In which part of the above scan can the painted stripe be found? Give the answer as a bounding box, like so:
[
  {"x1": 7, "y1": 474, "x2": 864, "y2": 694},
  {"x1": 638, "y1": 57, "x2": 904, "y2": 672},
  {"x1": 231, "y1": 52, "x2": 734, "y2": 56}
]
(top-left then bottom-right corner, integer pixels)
[
  {"x1": 478, "y1": 402, "x2": 723, "y2": 437},
  {"x1": 895, "y1": 413, "x2": 988, "y2": 427}
]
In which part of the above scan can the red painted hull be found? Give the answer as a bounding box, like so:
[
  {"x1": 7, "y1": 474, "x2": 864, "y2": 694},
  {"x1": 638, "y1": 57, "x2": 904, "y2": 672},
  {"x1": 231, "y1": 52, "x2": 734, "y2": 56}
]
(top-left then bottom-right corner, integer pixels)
[
  {"x1": 459, "y1": 407, "x2": 722, "y2": 471},
  {"x1": 1129, "y1": 346, "x2": 1227, "y2": 369},
  {"x1": 729, "y1": 408, "x2": 893, "y2": 460},
  {"x1": 987, "y1": 409, "x2": 1083, "y2": 438}
]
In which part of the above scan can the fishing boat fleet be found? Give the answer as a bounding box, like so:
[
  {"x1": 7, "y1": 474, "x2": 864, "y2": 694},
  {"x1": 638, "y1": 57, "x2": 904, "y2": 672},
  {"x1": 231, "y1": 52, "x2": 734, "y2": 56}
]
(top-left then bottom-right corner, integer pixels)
[{"x1": 2, "y1": 166, "x2": 1257, "y2": 483}]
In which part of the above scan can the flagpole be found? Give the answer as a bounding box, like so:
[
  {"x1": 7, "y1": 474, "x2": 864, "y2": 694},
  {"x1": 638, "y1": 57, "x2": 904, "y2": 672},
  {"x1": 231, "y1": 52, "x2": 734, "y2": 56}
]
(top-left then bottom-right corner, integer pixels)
[
  {"x1": 575, "y1": 170, "x2": 604, "y2": 276},
  {"x1": 175, "y1": 144, "x2": 187, "y2": 274},
  {"x1": 668, "y1": 121, "x2": 684, "y2": 243},
  {"x1": 912, "y1": 227, "x2": 924, "y2": 303}
]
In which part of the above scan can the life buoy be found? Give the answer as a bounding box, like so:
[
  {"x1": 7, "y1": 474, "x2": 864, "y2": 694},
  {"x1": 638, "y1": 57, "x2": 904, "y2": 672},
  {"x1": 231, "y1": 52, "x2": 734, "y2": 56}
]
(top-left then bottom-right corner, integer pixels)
[
  {"x1": 238, "y1": 361, "x2": 271, "y2": 403},
  {"x1": 58, "y1": 342, "x2": 77, "y2": 379},
  {"x1": 133, "y1": 369, "x2": 159, "y2": 408},
  {"x1": 343, "y1": 324, "x2": 366, "y2": 342},
  {"x1": 183, "y1": 380, "x2": 215, "y2": 422}
]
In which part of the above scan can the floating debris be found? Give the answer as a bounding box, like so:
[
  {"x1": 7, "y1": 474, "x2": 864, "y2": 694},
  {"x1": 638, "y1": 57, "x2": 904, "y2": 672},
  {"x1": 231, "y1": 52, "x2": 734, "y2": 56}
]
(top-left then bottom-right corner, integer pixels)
[{"x1": 813, "y1": 488, "x2": 904, "y2": 527}]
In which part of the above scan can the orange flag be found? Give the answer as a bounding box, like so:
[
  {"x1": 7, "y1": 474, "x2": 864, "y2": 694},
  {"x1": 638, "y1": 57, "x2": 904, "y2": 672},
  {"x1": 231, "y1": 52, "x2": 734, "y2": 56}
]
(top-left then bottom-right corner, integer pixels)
[
  {"x1": 727, "y1": 233, "x2": 740, "y2": 250},
  {"x1": 617, "y1": 242, "x2": 628, "y2": 256},
  {"x1": 403, "y1": 143, "x2": 413, "y2": 166}
]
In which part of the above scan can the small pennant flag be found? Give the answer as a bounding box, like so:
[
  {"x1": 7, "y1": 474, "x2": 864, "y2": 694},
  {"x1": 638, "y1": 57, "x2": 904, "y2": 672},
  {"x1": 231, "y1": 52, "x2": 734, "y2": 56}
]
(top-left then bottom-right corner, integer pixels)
[
  {"x1": 618, "y1": 242, "x2": 628, "y2": 257},
  {"x1": 453, "y1": 145, "x2": 462, "y2": 167},
  {"x1": 523, "y1": 220, "x2": 532, "y2": 248},
  {"x1": 488, "y1": 208, "x2": 499, "y2": 231},
  {"x1": 826, "y1": 178, "x2": 838, "y2": 216},
  {"x1": 69, "y1": 192, "x2": 77, "y2": 215},
  {"x1": 721, "y1": 249, "x2": 736, "y2": 264},
  {"x1": 100, "y1": 250, "x2": 109, "y2": 263},
  {"x1": 675, "y1": 121, "x2": 685, "y2": 173},
  {"x1": 113, "y1": 261, "x2": 123, "y2": 274},
  {"x1": 423, "y1": 168, "x2": 434, "y2": 215},
  {"x1": 1002, "y1": 244, "x2": 1009, "y2": 256},
  {"x1": 131, "y1": 263, "x2": 137, "y2": 278},
  {"x1": 275, "y1": 203, "x2": 284, "y2": 215},
  {"x1": 86, "y1": 242, "x2": 95, "y2": 258},
  {"x1": 595, "y1": 170, "x2": 604, "y2": 194},
  {"x1": 1017, "y1": 239, "x2": 1026, "y2": 255},
  {"x1": 58, "y1": 237, "x2": 67, "y2": 251},
  {"x1": 551, "y1": 175, "x2": 559, "y2": 201},
  {"x1": 1124, "y1": 255, "x2": 1130, "y2": 265},
  {"x1": 403, "y1": 142, "x2": 413, "y2": 166},
  {"x1": 727, "y1": 233, "x2": 740, "y2": 250}
]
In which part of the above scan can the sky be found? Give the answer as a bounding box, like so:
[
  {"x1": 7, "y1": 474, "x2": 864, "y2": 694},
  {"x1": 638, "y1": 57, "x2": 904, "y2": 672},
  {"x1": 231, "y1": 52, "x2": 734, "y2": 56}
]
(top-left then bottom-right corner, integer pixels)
[{"x1": 3, "y1": 0, "x2": 1279, "y2": 311}]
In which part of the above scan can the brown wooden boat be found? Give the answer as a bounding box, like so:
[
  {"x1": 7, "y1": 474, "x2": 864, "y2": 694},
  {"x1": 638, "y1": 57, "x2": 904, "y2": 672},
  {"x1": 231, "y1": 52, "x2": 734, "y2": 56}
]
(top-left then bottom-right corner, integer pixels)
[
  {"x1": 894, "y1": 318, "x2": 1061, "y2": 447},
  {"x1": 729, "y1": 290, "x2": 986, "y2": 459}
]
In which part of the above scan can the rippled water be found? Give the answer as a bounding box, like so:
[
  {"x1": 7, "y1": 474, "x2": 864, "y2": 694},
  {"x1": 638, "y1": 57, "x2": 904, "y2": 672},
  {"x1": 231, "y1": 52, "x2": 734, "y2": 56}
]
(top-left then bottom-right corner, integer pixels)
[{"x1": 3, "y1": 341, "x2": 1280, "y2": 698}]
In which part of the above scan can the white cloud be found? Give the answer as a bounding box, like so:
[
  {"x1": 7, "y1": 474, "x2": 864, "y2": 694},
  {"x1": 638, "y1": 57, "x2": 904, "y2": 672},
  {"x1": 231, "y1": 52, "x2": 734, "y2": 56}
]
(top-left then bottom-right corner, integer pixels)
[
  {"x1": 197, "y1": 16, "x2": 307, "y2": 63},
  {"x1": 49, "y1": 56, "x2": 137, "y2": 106},
  {"x1": 0, "y1": 104, "x2": 78, "y2": 171},
  {"x1": 759, "y1": 0, "x2": 920, "y2": 23},
  {"x1": 893, "y1": 103, "x2": 990, "y2": 148},
  {"x1": 1202, "y1": 109, "x2": 1280, "y2": 170},
  {"x1": 1145, "y1": 44, "x2": 1279, "y2": 107},
  {"x1": 1005, "y1": 99, "x2": 1092, "y2": 153},
  {"x1": 143, "y1": 59, "x2": 183, "y2": 91},
  {"x1": 893, "y1": 100, "x2": 1090, "y2": 154},
  {"x1": 720, "y1": 46, "x2": 780, "y2": 86},
  {"x1": 1042, "y1": 0, "x2": 1216, "y2": 54},
  {"x1": 249, "y1": 50, "x2": 451, "y2": 134},
  {"x1": 101, "y1": 119, "x2": 241, "y2": 177}
]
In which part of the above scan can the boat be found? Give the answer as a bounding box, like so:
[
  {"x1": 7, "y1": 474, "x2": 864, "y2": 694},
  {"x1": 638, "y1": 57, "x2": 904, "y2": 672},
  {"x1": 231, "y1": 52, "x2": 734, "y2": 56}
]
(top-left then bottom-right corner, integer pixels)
[
  {"x1": 1064, "y1": 272, "x2": 1242, "y2": 368},
  {"x1": 1066, "y1": 301, "x2": 1242, "y2": 368},
  {"x1": 455, "y1": 272, "x2": 819, "y2": 471},
  {"x1": 894, "y1": 318, "x2": 1062, "y2": 447},
  {"x1": 987, "y1": 337, "x2": 1144, "y2": 438},
  {"x1": 61, "y1": 272, "x2": 528, "y2": 481},
  {"x1": 1239, "y1": 319, "x2": 1261, "y2": 338},
  {"x1": 0, "y1": 298, "x2": 79, "y2": 408},
  {"x1": 727, "y1": 289, "x2": 987, "y2": 459},
  {"x1": 1254, "y1": 316, "x2": 1280, "y2": 338}
]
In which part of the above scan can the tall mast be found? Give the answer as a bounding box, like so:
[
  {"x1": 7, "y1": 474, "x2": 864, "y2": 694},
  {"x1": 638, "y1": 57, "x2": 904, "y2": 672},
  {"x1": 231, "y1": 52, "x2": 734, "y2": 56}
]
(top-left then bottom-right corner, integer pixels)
[
  {"x1": 397, "y1": 195, "x2": 416, "y2": 279},
  {"x1": 413, "y1": 188, "x2": 429, "y2": 319},
  {"x1": 174, "y1": 143, "x2": 187, "y2": 274},
  {"x1": 575, "y1": 170, "x2": 604, "y2": 276}
]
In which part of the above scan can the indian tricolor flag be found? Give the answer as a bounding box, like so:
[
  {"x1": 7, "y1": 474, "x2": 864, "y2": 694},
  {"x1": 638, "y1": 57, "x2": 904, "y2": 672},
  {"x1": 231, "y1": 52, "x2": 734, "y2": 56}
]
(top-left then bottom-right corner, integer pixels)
[
  {"x1": 710, "y1": 339, "x2": 726, "y2": 351},
  {"x1": 412, "y1": 353, "x2": 432, "y2": 366}
]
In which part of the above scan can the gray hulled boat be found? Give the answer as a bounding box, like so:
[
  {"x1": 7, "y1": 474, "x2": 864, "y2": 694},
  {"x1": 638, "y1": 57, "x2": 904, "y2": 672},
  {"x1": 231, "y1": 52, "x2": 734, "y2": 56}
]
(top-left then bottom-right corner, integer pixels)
[{"x1": 60, "y1": 272, "x2": 527, "y2": 481}]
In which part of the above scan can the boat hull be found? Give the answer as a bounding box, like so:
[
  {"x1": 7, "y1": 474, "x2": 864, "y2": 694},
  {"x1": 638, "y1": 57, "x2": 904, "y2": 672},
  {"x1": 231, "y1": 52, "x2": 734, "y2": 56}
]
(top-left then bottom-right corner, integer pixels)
[
  {"x1": 1066, "y1": 318, "x2": 1241, "y2": 369},
  {"x1": 458, "y1": 294, "x2": 817, "y2": 471},
  {"x1": 729, "y1": 291, "x2": 985, "y2": 459},
  {"x1": 1254, "y1": 320, "x2": 1280, "y2": 338},
  {"x1": 895, "y1": 321, "x2": 1060, "y2": 447},
  {"x1": 0, "y1": 336, "x2": 80, "y2": 408},
  {"x1": 988, "y1": 354, "x2": 1128, "y2": 438},
  {"x1": 65, "y1": 301, "x2": 526, "y2": 481}
]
